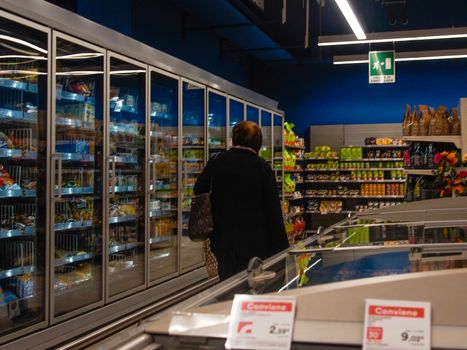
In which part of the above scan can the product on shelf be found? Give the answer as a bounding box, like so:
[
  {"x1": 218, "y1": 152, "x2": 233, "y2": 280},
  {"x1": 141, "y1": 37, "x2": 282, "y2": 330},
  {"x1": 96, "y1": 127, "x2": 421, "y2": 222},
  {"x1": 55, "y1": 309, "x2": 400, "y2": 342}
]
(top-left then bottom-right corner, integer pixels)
[
  {"x1": 319, "y1": 201, "x2": 343, "y2": 214},
  {"x1": 305, "y1": 146, "x2": 338, "y2": 159},
  {"x1": 364, "y1": 137, "x2": 405, "y2": 146},
  {"x1": 0, "y1": 165, "x2": 20, "y2": 192},
  {"x1": 284, "y1": 174, "x2": 296, "y2": 193},
  {"x1": 340, "y1": 147, "x2": 362, "y2": 160},
  {"x1": 284, "y1": 122, "x2": 304, "y2": 148},
  {"x1": 109, "y1": 201, "x2": 137, "y2": 217},
  {"x1": 54, "y1": 263, "x2": 92, "y2": 291},
  {"x1": 403, "y1": 104, "x2": 461, "y2": 136}
]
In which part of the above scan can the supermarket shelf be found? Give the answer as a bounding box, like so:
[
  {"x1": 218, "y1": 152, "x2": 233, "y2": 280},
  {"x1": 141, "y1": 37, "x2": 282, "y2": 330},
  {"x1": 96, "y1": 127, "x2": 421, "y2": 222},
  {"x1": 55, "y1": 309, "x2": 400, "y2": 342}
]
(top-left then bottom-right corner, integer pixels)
[
  {"x1": 284, "y1": 211, "x2": 304, "y2": 219},
  {"x1": 155, "y1": 193, "x2": 178, "y2": 199},
  {"x1": 402, "y1": 136, "x2": 462, "y2": 148},
  {"x1": 305, "y1": 168, "x2": 405, "y2": 172},
  {"x1": 362, "y1": 144, "x2": 408, "y2": 148},
  {"x1": 303, "y1": 157, "x2": 339, "y2": 161},
  {"x1": 182, "y1": 145, "x2": 204, "y2": 149},
  {"x1": 182, "y1": 158, "x2": 204, "y2": 162},
  {"x1": 305, "y1": 179, "x2": 406, "y2": 184},
  {"x1": 284, "y1": 144, "x2": 305, "y2": 150},
  {"x1": 340, "y1": 158, "x2": 403, "y2": 162},
  {"x1": 306, "y1": 210, "x2": 355, "y2": 215},
  {"x1": 0, "y1": 148, "x2": 22, "y2": 158},
  {"x1": 284, "y1": 169, "x2": 304, "y2": 173},
  {"x1": 59, "y1": 153, "x2": 95, "y2": 162},
  {"x1": 56, "y1": 187, "x2": 94, "y2": 195},
  {"x1": 149, "y1": 236, "x2": 171, "y2": 244},
  {"x1": 0, "y1": 78, "x2": 37, "y2": 93},
  {"x1": 0, "y1": 265, "x2": 35, "y2": 279},
  {"x1": 23, "y1": 190, "x2": 36, "y2": 197},
  {"x1": 208, "y1": 145, "x2": 226, "y2": 149},
  {"x1": 55, "y1": 220, "x2": 92, "y2": 231},
  {"x1": 55, "y1": 253, "x2": 94, "y2": 267},
  {"x1": 110, "y1": 185, "x2": 137, "y2": 193},
  {"x1": 405, "y1": 169, "x2": 436, "y2": 176},
  {"x1": 305, "y1": 195, "x2": 405, "y2": 199},
  {"x1": 149, "y1": 210, "x2": 176, "y2": 219},
  {"x1": 284, "y1": 194, "x2": 304, "y2": 201},
  {"x1": 0, "y1": 226, "x2": 35, "y2": 239},
  {"x1": 109, "y1": 242, "x2": 140, "y2": 254},
  {"x1": 274, "y1": 157, "x2": 283, "y2": 160},
  {"x1": 0, "y1": 108, "x2": 37, "y2": 123},
  {"x1": 59, "y1": 91, "x2": 86, "y2": 103},
  {"x1": 109, "y1": 215, "x2": 137, "y2": 224}
]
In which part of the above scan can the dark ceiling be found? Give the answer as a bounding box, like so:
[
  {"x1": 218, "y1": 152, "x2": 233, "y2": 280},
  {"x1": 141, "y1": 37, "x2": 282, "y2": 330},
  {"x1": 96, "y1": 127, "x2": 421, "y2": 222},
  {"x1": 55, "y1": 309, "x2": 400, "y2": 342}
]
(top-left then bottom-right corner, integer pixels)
[{"x1": 45, "y1": 0, "x2": 467, "y2": 64}]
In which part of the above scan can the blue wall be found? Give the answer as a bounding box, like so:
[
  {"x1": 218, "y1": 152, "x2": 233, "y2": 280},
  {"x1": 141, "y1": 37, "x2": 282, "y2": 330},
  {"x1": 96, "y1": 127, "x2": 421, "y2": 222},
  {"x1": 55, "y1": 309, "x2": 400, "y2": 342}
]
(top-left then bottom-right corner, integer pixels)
[
  {"x1": 76, "y1": 0, "x2": 248, "y2": 86},
  {"x1": 252, "y1": 59, "x2": 467, "y2": 139}
]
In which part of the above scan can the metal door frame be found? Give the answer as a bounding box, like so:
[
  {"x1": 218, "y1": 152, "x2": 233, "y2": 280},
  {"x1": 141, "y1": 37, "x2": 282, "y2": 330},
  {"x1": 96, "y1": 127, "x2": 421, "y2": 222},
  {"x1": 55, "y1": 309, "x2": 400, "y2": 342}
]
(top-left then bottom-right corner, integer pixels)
[
  {"x1": 106, "y1": 51, "x2": 148, "y2": 303},
  {"x1": 50, "y1": 31, "x2": 107, "y2": 324},
  {"x1": 179, "y1": 77, "x2": 207, "y2": 274},
  {"x1": 147, "y1": 67, "x2": 180, "y2": 287},
  {"x1": 246, "y1": 102, "x2": 261, "y2": 124}
]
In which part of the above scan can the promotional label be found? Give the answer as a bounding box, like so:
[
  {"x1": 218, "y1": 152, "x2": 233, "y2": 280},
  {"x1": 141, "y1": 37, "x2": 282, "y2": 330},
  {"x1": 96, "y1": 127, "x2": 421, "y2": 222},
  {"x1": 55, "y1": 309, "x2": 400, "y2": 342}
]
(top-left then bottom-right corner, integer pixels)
[
  {"x1": 225, "y1": 294, "x2": 296, "y2": 350},
  {"x1": 363, "y1": 299, "x2": 431, "y2": 350}
]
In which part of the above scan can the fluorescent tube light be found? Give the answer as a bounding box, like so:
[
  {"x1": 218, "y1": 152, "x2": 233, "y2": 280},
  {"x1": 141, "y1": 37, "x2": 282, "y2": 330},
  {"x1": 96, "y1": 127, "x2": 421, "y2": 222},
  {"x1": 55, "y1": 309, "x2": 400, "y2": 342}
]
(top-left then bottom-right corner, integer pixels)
[
  {"x1": 56, "y1": 71, "x2": 104, "y2": 75},
  {"x1": 0, "y1": 55, "x2": 46, "y2": 60},
  {"x1": 320, "y1": 26, "x2": 467, "y2": 46},
  {"x1": 0, "y1": 35, "x2": 47, "y2": 54},
  {"x1": 57, "y1": 53, "x2": 104, "y2": 60},
  {"x1": 333, "y1": 48, "x2": 467, "y2": 64},
  {"x1": 110, "y1": 69, "x2": 145, "y2": 75},
  {"x1": 334, "y1": 0, "x2": 366, "y2": 40}
]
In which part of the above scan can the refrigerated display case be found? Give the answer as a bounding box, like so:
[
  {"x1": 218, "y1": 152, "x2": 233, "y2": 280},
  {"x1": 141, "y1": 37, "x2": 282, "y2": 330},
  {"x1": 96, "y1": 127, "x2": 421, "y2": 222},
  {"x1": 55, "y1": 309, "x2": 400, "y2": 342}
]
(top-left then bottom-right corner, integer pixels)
[
  {"x1": 148, "y1": 69, "x2": 179, "y2": 283},
  {"x1": 273, "y1": 113, "x2": 284, "y2": 197},
  {"x1": 246, "y1": 104, "x2": 259, "y2": 124},
  {"x1": 180, "y1": 79, "x2": 206, "y2": 272},
  {"x1": 260, "y1": 109, "x2": 272, "y2": 163},
  {"x1": 107, "y1": 54, "x2": 146, "y2": 299},
  {"x1": 207, "y1": 90, "x2": 227, "y2": 158},
  {"x1": 0, "y1": 13, "x2": 49, "y2": 339},
  {"x1": 227, "y1": 97, "x2": 244, "y2": 148},
  {"x1": 51, "y1": 33, "x2": 105, "y2": 320},
  {"x1": 110, "y1": 197, "x2": 467, "y2": 350}
]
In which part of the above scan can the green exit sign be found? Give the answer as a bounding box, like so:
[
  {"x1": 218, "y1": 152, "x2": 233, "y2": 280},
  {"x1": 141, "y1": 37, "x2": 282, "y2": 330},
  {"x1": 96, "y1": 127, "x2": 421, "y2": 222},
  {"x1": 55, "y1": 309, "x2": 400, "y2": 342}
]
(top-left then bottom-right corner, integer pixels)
[{"x1": 369, "y1": 51, "x2": 395, "y2": 84}]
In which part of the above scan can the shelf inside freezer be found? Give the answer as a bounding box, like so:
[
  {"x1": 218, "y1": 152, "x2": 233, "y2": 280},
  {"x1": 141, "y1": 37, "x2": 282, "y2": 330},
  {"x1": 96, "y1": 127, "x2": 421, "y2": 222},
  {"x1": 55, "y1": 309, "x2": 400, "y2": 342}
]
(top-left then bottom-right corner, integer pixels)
[
  {"x1": 55, "y1": 252, "x2": 94, "y2": 267},
  {"x1": 0, "y1": 78, "x2": 38, "y2": 93},
  {"x1": 109, "y1": 123, "x2": 139, "y2": 135},
  {"x1": 149, "y1": 236, "x2": 171, "y2": 244},
  {"x1": 181, "y1": 145, "x2": 204, "y2": 149},
  {"x1": 110, "y1": 185, "x2": 137, "y2": 193},
  {"x1": 56, "y1": 116, "x2": 95, "y2": 131},
  {"x1": 112, "y1": 155, "x2": 138, "y2": 164},
  {"x1": 0, "y1": 265, "x2": 34, "y2": 279},
  {"x1": 55, "y1": 187, "x2": 94, "y2": 195},
  {"x1": 151, "y1": 111, "x2": 170, "y2": 119},
  {"x1": 108, "y1": 242, "x2": 140, "y2": 254},
  {"x1": 58, "y1": 153, "x2": 95, "y2": 162},
  {"x1": 149, "y1": 210, "x2": 176, "y2": 219},
  {"x1": 55, "y1": 220, "x2": 93, "y2": 231},
  {"x1": 0, "y1": 108, "x2": 37, "y2": 123},
  {"x1": 0, "y1": 149, "x2": 23, "y2": 158},
  {"x1": 0, "y1": 189, "x2": 24, "y2": 198},
  {"x1": 109, "y1": 215, "x2": 137, "y2": 224},
  {"x1": 58, "y1": 90, "x2": 87, "y2": 103},
  {"x1": 0, "y1": 226, "x2": 35, "y2": 239}
]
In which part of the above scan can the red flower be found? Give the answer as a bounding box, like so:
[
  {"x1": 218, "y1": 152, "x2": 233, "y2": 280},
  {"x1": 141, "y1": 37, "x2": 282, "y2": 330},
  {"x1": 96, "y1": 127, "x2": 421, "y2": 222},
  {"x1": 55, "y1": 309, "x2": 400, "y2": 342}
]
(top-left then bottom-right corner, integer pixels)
[{"x1": 434, "y1": 152, "x2": 444, "y2": 165}]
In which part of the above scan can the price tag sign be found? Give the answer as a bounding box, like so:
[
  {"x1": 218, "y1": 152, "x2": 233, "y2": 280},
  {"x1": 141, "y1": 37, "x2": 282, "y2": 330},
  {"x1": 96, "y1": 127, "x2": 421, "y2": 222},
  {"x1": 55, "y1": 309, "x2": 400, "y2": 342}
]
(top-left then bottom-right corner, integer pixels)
[
  {"x1": 225, "y1": 294, "x2": 296, "y2": 350},
  {"x1": 363, "y1": 299, "x2": 431, "y2": 350}
]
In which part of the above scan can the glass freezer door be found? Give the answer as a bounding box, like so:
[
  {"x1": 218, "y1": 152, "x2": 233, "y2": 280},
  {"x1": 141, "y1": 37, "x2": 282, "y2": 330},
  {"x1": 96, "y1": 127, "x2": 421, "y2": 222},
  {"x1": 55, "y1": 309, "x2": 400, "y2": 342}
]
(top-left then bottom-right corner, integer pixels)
[
  {"x1": 246, "y1": 104, "x2": 259, "y2": 124},
  {"x1": 207, "y1": 90, "x2": 227, "y2": 157},
  {"x1": 107, "y1": 56, "x2": 146, "y2": 298},
  {"x1": 273, "y1": 114, "x2": 284, "y2": 195},
  {"x1": 149, "y1": 71, "x2": 179, "y2": 282},
  {"x1": 228, "y1": 98, "x2": 244, "y2": 148},
  {"x1": 0, "y1": 14, "x2": 48, "y2": 337},
  {"x1": 181, "y1": 80, "x2": 205, "y2": 272},
  {"x1": 260, "y1": 110, "x2": 272, "y2": 163},
  {"x1": 52, "y1": 35, "x2": 105, "y2": 318}
]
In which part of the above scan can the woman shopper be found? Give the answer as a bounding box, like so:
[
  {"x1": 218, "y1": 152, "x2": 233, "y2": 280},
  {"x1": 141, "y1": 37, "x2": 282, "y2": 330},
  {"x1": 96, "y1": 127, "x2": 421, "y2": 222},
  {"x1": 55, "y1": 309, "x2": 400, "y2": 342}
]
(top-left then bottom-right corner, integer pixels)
[{"x1": 194, "y1": 121, "x2": 289, "y2": 281}]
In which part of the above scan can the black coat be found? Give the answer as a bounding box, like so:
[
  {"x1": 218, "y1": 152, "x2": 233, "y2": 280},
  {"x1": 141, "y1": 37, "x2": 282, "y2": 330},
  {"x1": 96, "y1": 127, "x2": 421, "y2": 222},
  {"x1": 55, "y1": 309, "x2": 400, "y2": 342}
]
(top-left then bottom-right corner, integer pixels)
[{"x1": 194, "y1": 148, "x2": 289, "y2": 280}]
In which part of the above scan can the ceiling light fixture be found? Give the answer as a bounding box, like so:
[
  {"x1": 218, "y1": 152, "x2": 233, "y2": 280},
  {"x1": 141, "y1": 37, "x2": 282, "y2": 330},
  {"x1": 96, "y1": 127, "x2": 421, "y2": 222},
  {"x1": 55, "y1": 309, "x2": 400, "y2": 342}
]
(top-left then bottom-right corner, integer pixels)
[
  {"x1": 333, "y1": 48, "x2": 467, "y2": 64},
  {"x1": 334, "y1": 0, "x2": 366, "y2": 40},
  {"x1": 320, "y1": 26, "x2": 467, "y2": 46},
  {"x1": 0, "y1": 34, "x2": 47, "y2": 54}
]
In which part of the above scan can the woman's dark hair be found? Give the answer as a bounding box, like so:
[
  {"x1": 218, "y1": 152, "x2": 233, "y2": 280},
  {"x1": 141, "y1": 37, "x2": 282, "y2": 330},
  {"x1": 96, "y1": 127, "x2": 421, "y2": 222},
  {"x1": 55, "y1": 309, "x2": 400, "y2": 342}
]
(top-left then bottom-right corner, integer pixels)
[{"x1": 232, "y1": 121, "x2": 262, "y2": 153}]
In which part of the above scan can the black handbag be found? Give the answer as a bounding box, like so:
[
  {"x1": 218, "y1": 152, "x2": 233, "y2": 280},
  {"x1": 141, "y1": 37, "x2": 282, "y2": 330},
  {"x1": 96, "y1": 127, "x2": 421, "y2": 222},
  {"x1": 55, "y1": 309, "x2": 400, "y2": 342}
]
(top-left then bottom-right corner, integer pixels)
[{"x1": 188, "y1": 192, "x2": 214, "y2": 241}]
